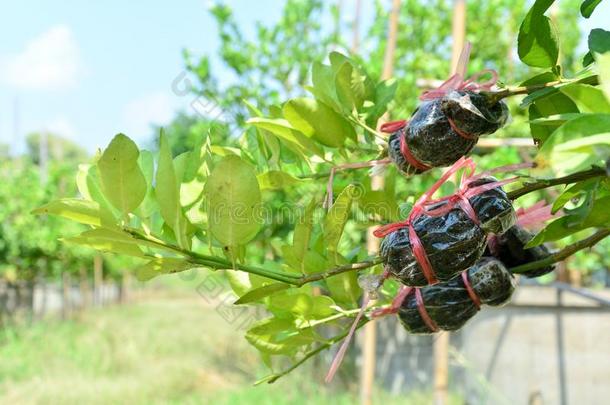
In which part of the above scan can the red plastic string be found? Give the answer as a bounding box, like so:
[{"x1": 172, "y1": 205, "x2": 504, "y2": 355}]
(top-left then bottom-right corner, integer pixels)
[
  {"x1": 374, "y1": 157, "x2": 528, "y2": 285},
  {"x1": 461, "y1": 271, "x2": 481, "y2": 309},
  {"x1": 380, "y1": 120, "x2": 408, "y2": 133},
  {"x1": 399, "y1": 133, "x2": 432, "y2": 172},
  {"x1": 447, "y1": 117, "x2": 479, "y2": 141},
  {"x1": 414, "y1": 288, "x2": 439, "y2": 332},
  {"x1": 420, "y1": 42, "x2": 499, "y2": 101},
  {"x1": 515, "y1": 201, "x2": 560, "y2": 230}
]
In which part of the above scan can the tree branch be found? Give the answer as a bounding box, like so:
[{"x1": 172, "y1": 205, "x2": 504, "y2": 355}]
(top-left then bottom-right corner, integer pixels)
[
  {"x1": 125, "y1": 227, "x2": 381, "y2": 286},
  {"x1": 510, "y1": 229, "x2": 610, "y2": 274},
  {"x1": 507, "y1": 167, "x2": 607, "y2": 200},
  {"x1": 484, "y1": 75, "x2": 598, "y2": 103}
]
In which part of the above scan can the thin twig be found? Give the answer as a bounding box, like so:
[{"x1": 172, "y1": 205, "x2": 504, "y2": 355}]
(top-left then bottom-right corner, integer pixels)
[
  {"x1": 510, "y1": 229, "x2": 610, "y2": 274},
  {"x1": 507, "y1": 167, "x2": 607, "y2": 200}
]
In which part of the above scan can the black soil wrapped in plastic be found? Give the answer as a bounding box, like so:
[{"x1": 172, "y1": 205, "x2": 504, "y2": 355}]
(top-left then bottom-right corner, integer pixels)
[
  {"x1": 398, "y1": 257, "x2": 515, "y2": 334},
  {"x1": 379, "y1": 181, "x2": 515, "y2": 286},
  {"x1": 387, "y1": 91, "x2": 509, "y2": 174},
  {"x1": 488, "y1": 225, "x2": 555, "y2": 278}
]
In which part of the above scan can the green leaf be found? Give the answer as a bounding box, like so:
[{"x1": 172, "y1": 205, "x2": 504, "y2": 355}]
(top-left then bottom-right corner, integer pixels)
[
  {"x1": 76, "y1": 164, "x2": 117, "y2": 218},
  {"x1": 156, "y1": 132, "x2": 190, "y2": 249},
  {"x1": 528, "y1": 92, "x2": 579, "y2": 145},
  {"x1": 269, "y1": 292, "x2": 313, "y2": 316},
  {"x1": 518, "y1": 0, "x2": 559, "y2": 68},
  {"x1": 560, "y1": 83, "x2": 610, "y2": 113},
  {"x1": 581, "y1": 0, "x2": 603, "y2": 17},
  {"x1": 204, "y1": 155, "x2": 262, "y2": 248},
  {"x1": 551, "y1": 178, "x2": 601, "y2": 213},
  {"x1": 311, "y1": 62, "x2": 341, "y2": 111},
  {"x1": 584, "y1": 29, "x2": 610, "y2": 66},
  {"x1": 293, "y1": 199, "x2": 317, "y2": 264},
  {"x1": 335, "y1": 62, "x2": 365, "y2": 112},
  {"x1": 596, "y1": 51, "x2": 610, "y2": 101},
  {"x1": 527, "y1": 195, "x2": 610, "y2": 246},
  {"x1": 365, "y1": 78, "x2": 397, "y2": 128},
  {"x1": 537, "y1": 114, "x2": 610, "y2": 173},
  {"x1": 65, "y1": 228, "x2": 144, "y2": 257},
  {"x1": 97, "y1": 134, "x2": 147, "y2": 215},
  {"x1": 324, "y1": 184, "x2": 357, "y2": 263},
  {"x1": 33, "y1": 199, "x2": 115, "y2": 228},
  {"x1": 245, "y1": 317, "x2": 314, "y2": 355},
  {"x1": 257, "y1": 171, "x2": 305, "y2": 191},
  {"x1": 135, "y1": 150, "x2": 157, "y2": 218},
  {"x1": 235, "y1": 283, "x2": 292, "y2": 305},
  {"x1": 135, "y1": 258, "x2": 198, "y2": 281},
  {"x1": 246, "y1": 117, "x2": 324, "y2": 156},
  {"x1": 326, "y1": 266, "x2": 360, "y2": 305},
  {"x1": 283, "y1": 98, "x2": 356, "y2": 147}
]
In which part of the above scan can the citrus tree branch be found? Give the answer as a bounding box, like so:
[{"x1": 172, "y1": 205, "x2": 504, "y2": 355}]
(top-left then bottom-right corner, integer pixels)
[
  {"x1": 125, "y1": 227, "x2": 381, "y2": 286},
  {"x1": 510, "y1": 229, "x2": 610, "y2": 274},
  {"x1": 485, "y1": 75, "x2": 598, "y2": 102},
  {"x1": 507, "y1": 167, "x2": 607, "y2": 200}
]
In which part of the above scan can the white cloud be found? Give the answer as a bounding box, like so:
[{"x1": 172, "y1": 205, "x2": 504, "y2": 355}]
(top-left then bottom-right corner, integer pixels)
[
  {"x1": 0, "y1": 25, "x2": 83, "y2": 90},
  {"x1": 121, "y1": 92, "x2": 176, "y2": 140}
]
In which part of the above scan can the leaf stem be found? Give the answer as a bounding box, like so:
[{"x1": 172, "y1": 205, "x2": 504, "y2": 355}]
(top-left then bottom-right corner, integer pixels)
[
  {"x1": 510, "y1": 229, "x2": 610, "y2": 274},
  {"x1": 507, "y1": 167, "x2": 607, "y2": 200}
]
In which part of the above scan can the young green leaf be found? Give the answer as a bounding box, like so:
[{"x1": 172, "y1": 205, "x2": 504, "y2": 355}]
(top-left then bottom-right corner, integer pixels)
[
  {"x1": 97, "y1": 134, "x2": 147, "y2": 215},
  {"x1": 257, "y1": 171, "x2": 306, "y2": 191},
  {"x1": 324, "y1": 184, "x2": 357, "y2": 263},
  {"x1": 33, "y1": 198, "x2": 115, "y2": 228},
  {"x1": 560, "y1": 83, "x2": 610, "y2": 113},
  {"x1": 65, "y1": 228, "x2": 145, "y2": 257},
  {"x1": 246, "y1": 117, "x2": 324, "y2": 157},
  {"x1": 156, "y1": 132, "x2": 191, "y2": 249},
  {"x1": 234, "y1": 283, "x2": 292, "y2": 305},
  {"x1": 135, "y1": 258, "x2": 198, "y2": 281},
  {"x1": 283, "y1": 98, "x2": 356, "y2": 147},
  {"x1": 204, "y1": 155, "x2": 262, "y2": 248},
  {"x1": 595, "y1": 51, "x2": 610, "y2": 101},
  {"x1": 517, "y1": 0, "x2": 559, "y2": 68}
]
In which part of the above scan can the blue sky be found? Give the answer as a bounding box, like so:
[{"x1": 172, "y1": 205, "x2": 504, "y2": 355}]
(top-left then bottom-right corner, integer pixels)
[{"x1": 0, "y1": 1, "x2": 608, "y2": 153}]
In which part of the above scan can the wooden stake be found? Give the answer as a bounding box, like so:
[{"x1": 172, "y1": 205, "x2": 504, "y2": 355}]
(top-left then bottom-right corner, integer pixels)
[
  {"x1": 433, "y1": 332, "x2": 450, "y2": 405},
  {"x1": 450, "y1": 0, "x2": 466, "y2": 75}
]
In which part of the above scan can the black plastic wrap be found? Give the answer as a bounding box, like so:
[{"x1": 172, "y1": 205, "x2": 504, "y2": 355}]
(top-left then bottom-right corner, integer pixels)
[
  {"x1": 379, "y1": 183, "x2": 515, "y2": 286},
  {"x1": 398, "y1": 257, "x2": 515, "y2": 334},
  {"x1": 441, "y1": 91, "x2": 509, "y2": 137},
  {"x1": 388, "y1": 91, "x2": 509, "y2": 173},
  {"x1": 487, "y1": 225, "x2": 555, "y2": 278},
  {"x1": 467, "y1": 177, "x2": 516, "y2": 235}
]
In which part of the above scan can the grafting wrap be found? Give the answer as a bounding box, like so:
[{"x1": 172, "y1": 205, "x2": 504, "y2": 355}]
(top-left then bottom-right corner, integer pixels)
[{"x1": 373, "y1": 157, "x2": 521, "y2": 285}]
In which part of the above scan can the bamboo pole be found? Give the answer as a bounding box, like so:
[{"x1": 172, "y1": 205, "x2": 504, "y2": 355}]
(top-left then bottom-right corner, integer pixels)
[{"x1": 361, "y1": 1, "x2": 401, "y2": 404}]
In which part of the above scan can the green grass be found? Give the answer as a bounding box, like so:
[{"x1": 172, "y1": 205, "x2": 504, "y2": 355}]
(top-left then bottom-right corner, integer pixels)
[{"x1": 0, "y1": 290, "x2": 441, "y2": 405}]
